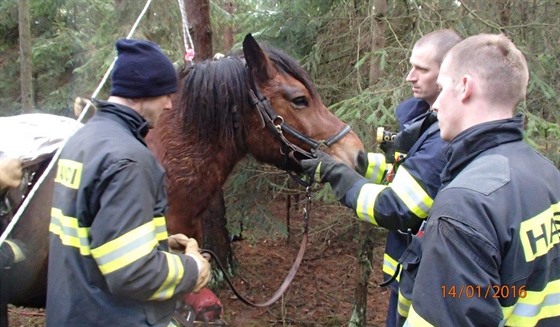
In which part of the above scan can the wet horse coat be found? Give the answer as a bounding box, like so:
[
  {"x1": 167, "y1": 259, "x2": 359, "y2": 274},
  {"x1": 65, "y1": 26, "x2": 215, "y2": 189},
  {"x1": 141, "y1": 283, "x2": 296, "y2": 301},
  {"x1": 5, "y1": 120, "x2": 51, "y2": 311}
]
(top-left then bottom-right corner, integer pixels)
[
  {"x1": 147, "y1": 34, "x2": 363, "y2": 268},
  {"x1": 1, "y1": 34, "x2": 363, "y2": 309}
]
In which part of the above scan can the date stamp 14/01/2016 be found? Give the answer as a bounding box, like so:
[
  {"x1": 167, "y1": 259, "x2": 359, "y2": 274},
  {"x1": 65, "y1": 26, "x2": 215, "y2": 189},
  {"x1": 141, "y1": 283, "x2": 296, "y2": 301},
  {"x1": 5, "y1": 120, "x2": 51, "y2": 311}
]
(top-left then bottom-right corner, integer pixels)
[{"x1": 441, "y1": 284, "x2": 527, "y2": 299}]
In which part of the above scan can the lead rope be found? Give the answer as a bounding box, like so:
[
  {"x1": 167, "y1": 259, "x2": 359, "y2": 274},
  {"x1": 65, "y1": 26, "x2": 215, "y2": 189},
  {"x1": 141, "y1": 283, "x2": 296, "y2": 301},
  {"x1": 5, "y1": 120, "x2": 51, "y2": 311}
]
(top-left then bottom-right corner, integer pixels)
[
  {"x1": 198, "y1": 186, "x2": 312, "y2": 308},
  {"x1": 0, "y1": 0, "x2": 154, "y2": 247}
]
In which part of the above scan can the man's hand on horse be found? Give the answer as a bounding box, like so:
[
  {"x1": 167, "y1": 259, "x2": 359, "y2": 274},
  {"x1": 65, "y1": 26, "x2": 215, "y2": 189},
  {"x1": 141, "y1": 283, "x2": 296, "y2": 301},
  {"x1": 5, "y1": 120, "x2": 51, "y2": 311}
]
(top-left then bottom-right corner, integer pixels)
[
  {"x1": 0, "y1": 157, "x2": 23, "y2": 190},
  {"x1": 300, "y1": 150, "x2": 364, "y2": 200}
]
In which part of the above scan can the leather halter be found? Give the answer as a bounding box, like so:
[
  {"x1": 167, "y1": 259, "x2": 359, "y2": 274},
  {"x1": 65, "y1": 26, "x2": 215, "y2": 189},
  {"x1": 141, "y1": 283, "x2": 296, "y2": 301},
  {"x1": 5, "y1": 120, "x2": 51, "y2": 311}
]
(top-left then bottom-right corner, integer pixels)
[{"x1": 244, "y1": 77, "x2": 352, "y2": 166}]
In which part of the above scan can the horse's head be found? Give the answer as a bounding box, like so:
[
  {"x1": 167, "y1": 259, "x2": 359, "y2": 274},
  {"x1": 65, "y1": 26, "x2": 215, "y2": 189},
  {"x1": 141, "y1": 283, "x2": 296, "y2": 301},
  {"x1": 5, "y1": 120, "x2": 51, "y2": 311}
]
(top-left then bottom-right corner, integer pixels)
[
  {"x1": 241, "y1": 34, "x2": 364, "y2": 171},
  {"x1": 172, "y1": 34, "x2": 363, "y2": 174}
]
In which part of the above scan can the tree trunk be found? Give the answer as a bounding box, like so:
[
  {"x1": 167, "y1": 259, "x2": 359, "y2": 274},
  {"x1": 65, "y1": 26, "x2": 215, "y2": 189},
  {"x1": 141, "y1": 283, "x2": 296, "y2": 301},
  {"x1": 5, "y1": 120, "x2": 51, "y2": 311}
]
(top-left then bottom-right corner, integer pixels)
[
  {"x1": 114, "y1": 0, "x2": 124, "y2": 8},
  {"x1": 185, "y1": 0, "x2": 213, "y2": 61},
  {"x1": 349, "y1": 223, "x2": 377, "y2": 327},
  {"x1": 18, "y1": 0, "x2": 34, "y2": 113},
  {"x1": 182, "y1": 0, "x2": 235, "y2": 280},
  {"x1": 497, "y1": 0, "x2": 512, "y2": 34},
  {"x1": 369, "y1": 0, "x2": 387, "y2": 86},
  {"x1": 223, "y1": 1, "x2": 235, "y2": 53}
]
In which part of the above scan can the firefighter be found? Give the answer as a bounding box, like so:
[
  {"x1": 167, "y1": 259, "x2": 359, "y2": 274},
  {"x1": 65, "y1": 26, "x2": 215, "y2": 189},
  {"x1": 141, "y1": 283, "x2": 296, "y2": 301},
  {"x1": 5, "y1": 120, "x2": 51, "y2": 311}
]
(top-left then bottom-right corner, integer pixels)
[
  {"x1": 300, "y1": 29, "x2": 462, "y2": 326},
  {"x1": 399, "y1": 34, "x2": 560, "y2": 326},
  {"x1": 46, "y1": 39, "x2": 210, "y2": 326}
]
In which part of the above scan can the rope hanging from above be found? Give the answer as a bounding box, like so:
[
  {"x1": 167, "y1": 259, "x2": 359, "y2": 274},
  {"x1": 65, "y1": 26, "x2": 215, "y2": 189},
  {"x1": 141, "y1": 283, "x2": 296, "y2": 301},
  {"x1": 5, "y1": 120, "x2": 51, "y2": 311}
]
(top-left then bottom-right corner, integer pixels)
[
  {"x1": 177, "y1": 0, "x2": 195, "y2": 62},
  {"x1": 0, "y1": 0, "x2": 155, "y2": 247}
]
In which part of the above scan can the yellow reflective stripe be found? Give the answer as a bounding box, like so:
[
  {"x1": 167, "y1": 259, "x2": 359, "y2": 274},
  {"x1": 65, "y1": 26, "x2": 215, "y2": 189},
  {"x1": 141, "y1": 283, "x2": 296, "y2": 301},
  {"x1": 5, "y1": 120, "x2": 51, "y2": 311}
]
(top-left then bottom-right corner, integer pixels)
[
  {"x1": 519, "y1": 202, "x2": 560, "y2": 262},
  {"x1": 390, "y1": 167, "x2": 433, "y2": 218},
  {"x1": 314, "y1": 162, "x2": 323, "y2": 182},
  {"x1": 502, "y1": 279, "x2": 560, "y2": 326},
  {"x1": 54, "y1": 159, "x2": 83, "y2": 189},
  {"x1": 398, "y1": 289, "x2": 412, "y2": 318},
  {"x1": 154, "y1": 216, "x2": 168, "y2": 241},
  {"x1": 4, "y1": 240, "x2": 25, "y2": 262},
  {"x1": 50, "y1": 208, "x2": 91, "y2": 255},
  {"x1": 149, "y1": 252, "x2": 185, "y2": 300},
  {"x1": 356, "y1": 183, "x2": 387, "y2": 225},
  {"x1": 394, "y1": 151, "x2": 405, "y2": 163},
  {"x1": 404, "y1": 304, "x2": 434, "y2": 327},
  {"x1": 365, "y1": 153, "x2": 388, "y2": 183},
  {"x1": 382, "y1": 253, "x2": 400, "y2": 282},
  {"x1": 91, "y1": 221, "x2": 159, "y2": 275}
]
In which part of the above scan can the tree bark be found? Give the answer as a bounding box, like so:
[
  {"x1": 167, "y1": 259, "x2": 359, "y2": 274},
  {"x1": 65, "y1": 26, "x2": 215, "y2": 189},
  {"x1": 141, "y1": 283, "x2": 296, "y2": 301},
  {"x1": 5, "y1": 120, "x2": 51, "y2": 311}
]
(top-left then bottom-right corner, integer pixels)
[
  {"x1": 497, "y1": 0, "x2": 512, "y2": 34},
  {"x1": 349, "y1": 223, "x2": 377, "y2": 327},
  {"x1": 18, "y1": 0, "x2": 34, "y2": 113},
  {"x1": 185, "y1": 0, "x2": 213, "y2": 61},
  {"x1": 223, "y1": 1, "x2": 235, "y2": 53},
  {"x1": 369, "y1": 0, "x2": 387, "y2": 86}
]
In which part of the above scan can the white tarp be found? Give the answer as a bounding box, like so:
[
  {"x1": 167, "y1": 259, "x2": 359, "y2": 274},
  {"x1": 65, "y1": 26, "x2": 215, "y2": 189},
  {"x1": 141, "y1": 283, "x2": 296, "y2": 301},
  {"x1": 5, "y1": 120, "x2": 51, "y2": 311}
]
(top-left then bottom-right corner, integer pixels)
[{"x1": 0, "y1": 113, "x2": 83, "y2": 167}]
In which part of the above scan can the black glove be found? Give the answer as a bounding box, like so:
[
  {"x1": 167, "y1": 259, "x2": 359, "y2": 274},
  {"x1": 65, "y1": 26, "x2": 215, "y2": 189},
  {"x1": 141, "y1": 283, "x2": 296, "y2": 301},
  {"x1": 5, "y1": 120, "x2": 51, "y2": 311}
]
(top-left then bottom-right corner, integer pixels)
[
  {"x1": 0, "y1": 239, "x2": 25, "y2": 269},
  {"x1": 301, "y1": 150, "x2": 364, "y2": 200},
  {"x1": 356, "y1": 151, "x2": 368, "y2": 176}
]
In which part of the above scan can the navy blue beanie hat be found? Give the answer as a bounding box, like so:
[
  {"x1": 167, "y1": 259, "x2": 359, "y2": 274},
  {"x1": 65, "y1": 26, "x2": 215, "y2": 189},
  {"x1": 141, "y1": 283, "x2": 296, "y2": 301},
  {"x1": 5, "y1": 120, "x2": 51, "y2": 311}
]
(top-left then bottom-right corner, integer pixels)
[{"x1": 110, "y1": 39, "x2": 177, "y2": 98}]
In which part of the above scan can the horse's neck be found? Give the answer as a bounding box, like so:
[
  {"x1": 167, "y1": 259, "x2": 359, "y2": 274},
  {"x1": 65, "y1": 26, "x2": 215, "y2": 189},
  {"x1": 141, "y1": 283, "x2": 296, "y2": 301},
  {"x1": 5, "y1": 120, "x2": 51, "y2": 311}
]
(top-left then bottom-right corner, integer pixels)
[{"x1": 147, "y1": 120, "x2": 245, "y2": 196}]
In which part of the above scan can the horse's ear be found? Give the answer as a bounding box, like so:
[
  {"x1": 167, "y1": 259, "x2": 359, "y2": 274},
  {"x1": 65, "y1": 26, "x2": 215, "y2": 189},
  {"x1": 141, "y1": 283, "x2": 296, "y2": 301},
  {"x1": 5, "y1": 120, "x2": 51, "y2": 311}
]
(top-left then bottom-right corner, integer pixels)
[{"x1": 243, "y1": 34, "x2": 276, "y2": 84}]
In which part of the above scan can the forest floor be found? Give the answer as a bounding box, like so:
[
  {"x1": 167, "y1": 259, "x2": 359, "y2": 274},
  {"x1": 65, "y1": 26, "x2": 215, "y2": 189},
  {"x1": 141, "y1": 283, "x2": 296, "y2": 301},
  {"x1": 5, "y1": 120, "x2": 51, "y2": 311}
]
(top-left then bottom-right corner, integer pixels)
[{"x1": 8, "y1": 195, "x2": 389, "y2": 327}]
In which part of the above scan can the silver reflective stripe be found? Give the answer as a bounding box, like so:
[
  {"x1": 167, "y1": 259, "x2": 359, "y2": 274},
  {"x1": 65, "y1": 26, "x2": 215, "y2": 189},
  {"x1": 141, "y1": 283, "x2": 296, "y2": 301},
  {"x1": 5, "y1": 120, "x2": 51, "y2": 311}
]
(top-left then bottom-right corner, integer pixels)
[
  {"x1": 391, "y1": 167, "x2": 432, "y2": 218},
  {"x1": 356, "y1": 183, "x2": 387, "y2": 224},
  {"x1": 94, "y1": 231, "x2": 155, "y2": 267},
  {"x1": 511, "y1": 293, "x2": 560, "y2": 318}
]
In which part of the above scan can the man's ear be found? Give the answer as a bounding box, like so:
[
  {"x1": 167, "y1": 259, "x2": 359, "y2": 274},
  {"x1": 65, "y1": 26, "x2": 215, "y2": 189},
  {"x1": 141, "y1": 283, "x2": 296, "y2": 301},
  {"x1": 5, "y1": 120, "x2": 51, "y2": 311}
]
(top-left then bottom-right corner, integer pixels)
[{"x1": 460, "y1": 74, "x2": 473, "y2": 102}]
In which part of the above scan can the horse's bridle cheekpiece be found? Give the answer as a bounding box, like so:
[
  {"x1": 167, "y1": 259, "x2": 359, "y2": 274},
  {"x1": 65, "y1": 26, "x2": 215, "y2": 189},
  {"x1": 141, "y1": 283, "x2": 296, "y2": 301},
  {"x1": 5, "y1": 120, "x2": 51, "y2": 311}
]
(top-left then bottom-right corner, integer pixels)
[{"x1": 247, "y1": 81, "x2": 352, "y2": 166}]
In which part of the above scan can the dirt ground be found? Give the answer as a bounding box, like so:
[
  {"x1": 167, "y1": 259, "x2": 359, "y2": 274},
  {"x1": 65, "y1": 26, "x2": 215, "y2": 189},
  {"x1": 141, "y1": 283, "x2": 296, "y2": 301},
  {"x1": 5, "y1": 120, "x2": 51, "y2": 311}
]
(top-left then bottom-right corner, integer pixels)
[{"x1": 8, "y1": 196, "x2": 389, "y2": 327}]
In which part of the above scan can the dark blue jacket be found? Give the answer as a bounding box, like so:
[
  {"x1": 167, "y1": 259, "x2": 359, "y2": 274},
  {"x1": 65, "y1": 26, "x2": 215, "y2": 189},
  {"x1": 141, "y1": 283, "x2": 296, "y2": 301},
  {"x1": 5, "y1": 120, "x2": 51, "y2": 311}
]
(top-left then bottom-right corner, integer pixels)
[
  {"x1": 343, "y1": 98, "x2": 446, "y2": 292},
  {"x1": 47, "y1": 100, "x2": 199, "y2": 326},
  {"x1": 398, "y1": 115, "x2": 560, "y2": 326}
]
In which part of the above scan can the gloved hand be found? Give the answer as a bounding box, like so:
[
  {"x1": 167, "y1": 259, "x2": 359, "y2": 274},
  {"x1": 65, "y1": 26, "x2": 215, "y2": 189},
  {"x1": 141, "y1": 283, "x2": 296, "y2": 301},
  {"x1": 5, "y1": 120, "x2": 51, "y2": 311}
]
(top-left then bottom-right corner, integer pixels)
[
  {"x1": 0, "y1": 157, "x2": 23, "y2": 190},
  {"x1": 1, "y1": 239, "x2": 26, "y2": 269},
  {"x1": 184, "y1": 238, "x2": 211, "y2": 293},
  {"x1": 356, "y1": 151, "x2": 368, "y2": 176},
  {"x1": 301, "y1": 150, "x2": 364, "y2": 200}
]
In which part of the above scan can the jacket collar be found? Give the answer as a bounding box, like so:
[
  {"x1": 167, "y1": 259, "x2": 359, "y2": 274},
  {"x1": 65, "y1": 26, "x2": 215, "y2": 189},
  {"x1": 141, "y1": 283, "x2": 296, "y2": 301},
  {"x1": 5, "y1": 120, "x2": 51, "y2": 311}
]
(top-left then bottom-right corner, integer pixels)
[
  {"x1": 441, "y1": 114, "x2": 524, "y2": 184},
  {"x1": 92, "y1": 99, "x2": 149, "y2": 144},
  {"x1": 396, "y1": 98, "x2": 431, "y2": 130}
]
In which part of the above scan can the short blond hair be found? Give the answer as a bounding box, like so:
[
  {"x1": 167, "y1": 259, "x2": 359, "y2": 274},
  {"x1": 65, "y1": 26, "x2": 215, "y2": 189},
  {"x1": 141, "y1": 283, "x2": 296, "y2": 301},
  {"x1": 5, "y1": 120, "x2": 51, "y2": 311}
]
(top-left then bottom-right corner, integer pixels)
[
  {"x1": 444, "y1": 33, "x2": 529, "y2": 110},
  {"x1": 415, "y1": 29, "x2": 463, "y2": 65}
]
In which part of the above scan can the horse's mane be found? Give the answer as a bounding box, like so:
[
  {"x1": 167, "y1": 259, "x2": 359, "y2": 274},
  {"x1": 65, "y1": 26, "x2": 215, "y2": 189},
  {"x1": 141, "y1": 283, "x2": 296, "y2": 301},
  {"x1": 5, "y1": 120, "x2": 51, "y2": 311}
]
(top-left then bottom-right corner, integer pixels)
[{"x1": 178, "y1": 46, "x2": 318, "y2": 145}]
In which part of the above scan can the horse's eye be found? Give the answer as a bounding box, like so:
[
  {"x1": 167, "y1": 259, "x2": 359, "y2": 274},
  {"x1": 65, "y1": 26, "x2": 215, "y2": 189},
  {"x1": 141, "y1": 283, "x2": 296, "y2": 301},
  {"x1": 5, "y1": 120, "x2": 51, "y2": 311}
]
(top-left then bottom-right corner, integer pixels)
[{"x1": 292, "y1": 96, "x2": 308, "y2": 108}]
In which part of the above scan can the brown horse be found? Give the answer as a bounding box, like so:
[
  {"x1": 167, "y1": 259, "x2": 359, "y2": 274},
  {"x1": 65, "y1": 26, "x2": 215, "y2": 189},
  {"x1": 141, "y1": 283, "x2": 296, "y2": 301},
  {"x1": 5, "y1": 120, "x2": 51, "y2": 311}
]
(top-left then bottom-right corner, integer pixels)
[
  {"x1": 147, "y1": 34, "x2": 363, "y2": 269},
  {"x1": 1, "y1": 34, "x2": 363, "y2": 310}
]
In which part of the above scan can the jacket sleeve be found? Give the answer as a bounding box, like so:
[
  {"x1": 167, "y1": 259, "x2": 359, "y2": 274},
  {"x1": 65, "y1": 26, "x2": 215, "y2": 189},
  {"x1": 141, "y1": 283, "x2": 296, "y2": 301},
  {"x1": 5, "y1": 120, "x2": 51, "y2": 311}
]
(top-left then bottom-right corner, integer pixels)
[
  {"x1": 404, "y1": 216, "x2": 503, "y2": 327},
  {"x1": 346, "y1": 130, "x2": 446, "y2": 231},
  {"x1": 88, "y1": 159, "x2": 199, "y2": 300}
]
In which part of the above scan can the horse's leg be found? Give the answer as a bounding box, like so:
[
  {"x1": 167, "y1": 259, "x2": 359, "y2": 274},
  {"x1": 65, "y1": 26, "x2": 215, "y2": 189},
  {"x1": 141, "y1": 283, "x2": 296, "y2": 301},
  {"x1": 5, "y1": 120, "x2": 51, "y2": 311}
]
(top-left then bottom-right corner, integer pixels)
[{"x1": 202, "y1": 190, "x2": 234, "y2": 278}]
